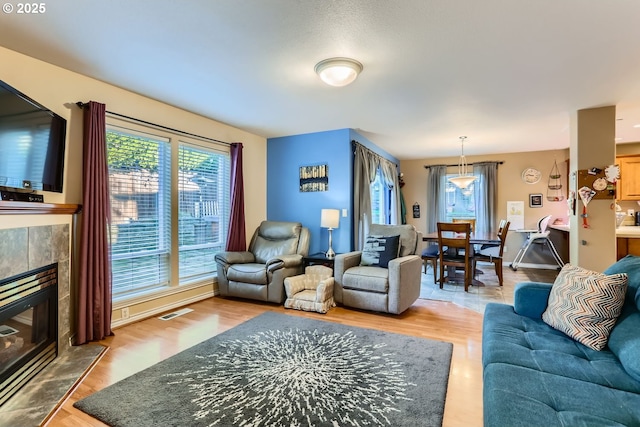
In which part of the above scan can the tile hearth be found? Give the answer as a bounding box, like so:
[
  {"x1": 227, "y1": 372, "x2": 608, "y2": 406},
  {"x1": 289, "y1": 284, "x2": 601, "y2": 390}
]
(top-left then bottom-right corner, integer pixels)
[{"x1": 0, "y1": 343, "x2": 106, "y2": 426}]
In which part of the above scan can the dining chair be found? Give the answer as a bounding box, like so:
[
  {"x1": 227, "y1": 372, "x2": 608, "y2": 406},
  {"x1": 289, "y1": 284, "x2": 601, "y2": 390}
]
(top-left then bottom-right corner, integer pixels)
[
  {"x1": 473, "y1": 220, "x2": 510, "y2": 286},
  {"x1": 421, "y1": 243, "x2": 439, "y2": 283},
  {"x1": 437, "y1": 222, "x2": 473, "y2": 292}
]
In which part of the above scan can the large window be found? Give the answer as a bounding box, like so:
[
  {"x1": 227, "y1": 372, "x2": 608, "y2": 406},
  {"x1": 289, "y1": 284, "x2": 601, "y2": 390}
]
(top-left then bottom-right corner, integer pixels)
[
  {"x1": 108, "y1": 128, "x2": 171, "y2": 297},
  {"x1": 178, "y1": 143, "x2": 229, "y2": 283},
  {"x1": 444, "y1": 178, "x2": 476, "y2": 223},
  {"x1": 107, "y1": 122, "x2": 229, "y2": 300}
]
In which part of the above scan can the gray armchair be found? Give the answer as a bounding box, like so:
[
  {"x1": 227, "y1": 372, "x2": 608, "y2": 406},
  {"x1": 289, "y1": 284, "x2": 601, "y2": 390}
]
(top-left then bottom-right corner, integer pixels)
[
  {"x1": 334, "y1": 224, "x2": 422, "y2": 314},
  {"x1": 215, "y1": 221, "x2": 310, "y2": 303}
]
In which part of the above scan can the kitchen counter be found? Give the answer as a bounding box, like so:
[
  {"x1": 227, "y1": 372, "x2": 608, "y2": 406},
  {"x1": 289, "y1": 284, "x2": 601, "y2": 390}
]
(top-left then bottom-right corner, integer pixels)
[
  {"x1": 617, "y1": 226, "x2": 640, "y2": 238},
  {"x1": 549, "y1": 224, "x2": 640, "y2": 238}
]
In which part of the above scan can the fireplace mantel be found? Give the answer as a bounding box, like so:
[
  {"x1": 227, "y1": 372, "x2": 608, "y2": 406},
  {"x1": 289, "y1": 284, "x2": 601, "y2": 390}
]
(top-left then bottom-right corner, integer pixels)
[{"x1": 0, "y1": 201, "x2": 81, "y2": 215}]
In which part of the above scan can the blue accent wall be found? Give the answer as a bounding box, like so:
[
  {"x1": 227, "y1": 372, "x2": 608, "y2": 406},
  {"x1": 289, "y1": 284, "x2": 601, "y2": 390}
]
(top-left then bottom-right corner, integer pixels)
[{"x1": 267, "y1": 128, "x2": 399, "y2": 255}]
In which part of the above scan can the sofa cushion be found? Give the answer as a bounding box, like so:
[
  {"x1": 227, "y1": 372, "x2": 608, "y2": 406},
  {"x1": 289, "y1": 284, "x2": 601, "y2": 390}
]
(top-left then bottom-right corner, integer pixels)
[
  {"x1": 542, "y1": 264, "x2": 627, "y2": 350},
  {"x1": 342, "y1": 266, "x2": 389, "y2": 293},
  {"x1": 227, "y1": 263, "x2": 268, "y2": 285},
  {"x1": 604, "y1": 254, "x2": 640, "y2": 310},
  {"x1": 604, "y1": 255, "x2": 640, "y2": 382},
  {"x1": 369, "y1": 224, "x2": 418, "y2": 257},
  {"x1": 483, "y1": 303, "x2": 640, "y2": 394},
  {"x1": 251, "y1": 221, "x2": 302, "y2": 263},
  {"x1": 361, "y1": 235, "x2": 400, "y2": 267},
  {"x1": 484, "y1": 363, "x2": 640, "y2": 427}
]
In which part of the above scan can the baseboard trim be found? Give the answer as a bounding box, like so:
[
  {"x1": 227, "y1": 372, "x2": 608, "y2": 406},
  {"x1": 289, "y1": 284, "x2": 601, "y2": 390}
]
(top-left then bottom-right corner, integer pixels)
[
  {"x1": 508, "y1": 262, "x2": 561, "y2": 270},
  {"x1": 111, "y1": 291, "x2": 214, "y2": 329}
]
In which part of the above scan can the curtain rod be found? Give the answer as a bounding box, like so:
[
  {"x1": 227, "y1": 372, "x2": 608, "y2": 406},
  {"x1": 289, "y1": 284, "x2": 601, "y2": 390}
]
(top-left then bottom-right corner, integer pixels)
[
  {"x1": 424, "y1": 161, "x2": 504, "y2": 169},
  {"x1": 75, "y1": 102, "x2": 232, "y2": 146}
]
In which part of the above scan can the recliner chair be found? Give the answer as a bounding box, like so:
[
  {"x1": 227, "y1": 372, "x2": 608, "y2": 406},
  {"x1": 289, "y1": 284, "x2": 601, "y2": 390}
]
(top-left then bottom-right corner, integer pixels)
[
  {"x1": 333, "y1": 224, "x2": 422, "y2": 314},
  {"x1": 215, "y1": 221, "x2": 310, "y2": 303}
]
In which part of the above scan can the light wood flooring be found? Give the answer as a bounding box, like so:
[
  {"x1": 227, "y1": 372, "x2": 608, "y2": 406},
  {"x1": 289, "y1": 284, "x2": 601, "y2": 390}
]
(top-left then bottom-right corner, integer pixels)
[{"x1": 45, "y1": 267, "x2": 558, "y2": 427}]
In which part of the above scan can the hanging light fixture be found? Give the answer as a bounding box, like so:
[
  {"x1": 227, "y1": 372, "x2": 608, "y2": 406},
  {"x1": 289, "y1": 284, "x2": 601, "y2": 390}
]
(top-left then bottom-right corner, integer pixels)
[
  {"x1": 448, "y1": 136, "x2": 477, "y2": 190},
  {"x1": 314, "y1": 57, "x2": 363, "y2": 87}
]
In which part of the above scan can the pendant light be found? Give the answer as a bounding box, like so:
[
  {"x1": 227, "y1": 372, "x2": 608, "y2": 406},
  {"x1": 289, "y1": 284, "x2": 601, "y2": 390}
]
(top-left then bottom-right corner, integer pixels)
[{"x1": 448, "y1": 136, "x2": 477, "y2": 190}]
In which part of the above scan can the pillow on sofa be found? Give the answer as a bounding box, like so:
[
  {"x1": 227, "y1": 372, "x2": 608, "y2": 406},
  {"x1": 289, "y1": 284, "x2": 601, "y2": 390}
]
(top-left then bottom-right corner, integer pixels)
[
  {"x1": 542, "y1": 264, "x2": 628, "y2": 351},
  {"x1": 361, "y1": 235, "x2": 400, "y2": 268}
]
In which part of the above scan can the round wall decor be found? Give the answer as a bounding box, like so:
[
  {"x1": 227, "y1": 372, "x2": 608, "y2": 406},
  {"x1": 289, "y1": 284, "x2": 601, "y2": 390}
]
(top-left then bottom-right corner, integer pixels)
[{"x1": 522, "y1": 167, "x2": 542, "y2": 184}]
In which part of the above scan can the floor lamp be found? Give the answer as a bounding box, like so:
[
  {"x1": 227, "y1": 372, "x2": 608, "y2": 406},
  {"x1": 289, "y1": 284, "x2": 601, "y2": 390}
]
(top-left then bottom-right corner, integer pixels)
[{"x1": 321, "y1": 209, "x2": 340, "y2": 259}]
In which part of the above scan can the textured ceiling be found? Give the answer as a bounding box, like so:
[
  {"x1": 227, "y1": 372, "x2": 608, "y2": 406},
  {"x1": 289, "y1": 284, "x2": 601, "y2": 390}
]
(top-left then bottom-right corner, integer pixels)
[{"x1": 1, "y1": 0, "x2": 640, "y2": 159}]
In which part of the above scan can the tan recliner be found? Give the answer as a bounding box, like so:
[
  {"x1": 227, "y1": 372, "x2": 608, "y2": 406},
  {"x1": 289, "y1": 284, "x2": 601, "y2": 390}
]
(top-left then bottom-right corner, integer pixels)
[
  {"x1": 215, "y1": 221, "x2": 310, "y2": 303},
  {"x1": 334, "y1": 224, "x2": 422, "y2": 314}
]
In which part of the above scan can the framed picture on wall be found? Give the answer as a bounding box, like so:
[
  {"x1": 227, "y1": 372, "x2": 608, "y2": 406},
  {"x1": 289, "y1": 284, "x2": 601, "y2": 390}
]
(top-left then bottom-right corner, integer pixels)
[
  {"x1": 299, "y1": 164, "x2": 328, "y2": 192},
  {"x1": 529, "y1": 193, "x2": 543, "y2": 208}
]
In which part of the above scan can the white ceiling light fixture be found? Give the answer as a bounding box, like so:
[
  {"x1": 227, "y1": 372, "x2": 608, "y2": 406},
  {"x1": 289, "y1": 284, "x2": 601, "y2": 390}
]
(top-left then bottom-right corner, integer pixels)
[
  {"x1": 314, "y1": 57, "x2": 363, "y2": 87},
  {"x1": 448, "y1": 136, "x2": 477, "y2": 190}
]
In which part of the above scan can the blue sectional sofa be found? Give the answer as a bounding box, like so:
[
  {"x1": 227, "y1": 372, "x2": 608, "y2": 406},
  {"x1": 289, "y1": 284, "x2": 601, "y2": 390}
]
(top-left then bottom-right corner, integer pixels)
[{"x1": 482, "y1": 255, "x2": 640, "y2": 427}]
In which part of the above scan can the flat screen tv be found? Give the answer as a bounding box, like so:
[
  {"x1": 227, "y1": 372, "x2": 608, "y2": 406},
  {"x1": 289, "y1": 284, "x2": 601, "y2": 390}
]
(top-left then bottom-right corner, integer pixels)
[{"x1": 0, "y1": 80, "x2": 66, "y2": 193}]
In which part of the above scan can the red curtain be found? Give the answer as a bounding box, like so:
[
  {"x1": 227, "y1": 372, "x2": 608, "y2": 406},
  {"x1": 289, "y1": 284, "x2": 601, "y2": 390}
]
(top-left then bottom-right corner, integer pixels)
[
  {"x1": 76, "y1": 101, "x2": 113, "y2": 344},
  {"x1": 225, "y1": 142, "x2": 246, "y2": 251}
]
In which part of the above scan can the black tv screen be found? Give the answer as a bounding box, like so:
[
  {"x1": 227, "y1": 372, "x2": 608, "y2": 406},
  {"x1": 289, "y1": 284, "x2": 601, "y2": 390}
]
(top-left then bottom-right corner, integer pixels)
[{"x1": 0, "y1": 80, "x2": 66, "y2": 193}]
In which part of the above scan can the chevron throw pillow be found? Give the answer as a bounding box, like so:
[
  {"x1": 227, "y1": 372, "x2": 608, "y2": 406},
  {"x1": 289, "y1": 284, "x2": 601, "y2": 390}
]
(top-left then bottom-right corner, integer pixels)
[{"x1": 542, "y1": 264, "x2": 628, "y2": 351}]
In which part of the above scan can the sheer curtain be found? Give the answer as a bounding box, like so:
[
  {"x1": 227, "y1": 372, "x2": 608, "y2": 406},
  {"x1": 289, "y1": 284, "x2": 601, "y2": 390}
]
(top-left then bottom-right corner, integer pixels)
[
  {"x1": 426, "y1": 165, "x2": 447, "y2": 234},
  {"x1": 226, "y1": 142, "x2": 246, "y2": 251},
  {"x1": 76, "y1": 101, "x2": 113, "y2": 344},
  {"x1": 473, "y1": 162, "x2": 499, "y2": 234}
]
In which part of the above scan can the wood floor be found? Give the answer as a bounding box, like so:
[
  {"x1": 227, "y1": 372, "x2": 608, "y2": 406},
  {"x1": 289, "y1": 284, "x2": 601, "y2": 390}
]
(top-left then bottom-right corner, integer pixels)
[{"x1": 46, "y1": 297, "x2": 485, "y2": 427}]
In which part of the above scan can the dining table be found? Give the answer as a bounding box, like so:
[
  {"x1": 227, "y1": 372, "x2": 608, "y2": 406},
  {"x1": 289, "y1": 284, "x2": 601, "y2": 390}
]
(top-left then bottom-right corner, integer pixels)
[
  {"x1": 422, "y1": 231, "x2": 501, "y2": 246},
  {"x1": 422, "y1": 231, "x2": 502, "y2": 286}
]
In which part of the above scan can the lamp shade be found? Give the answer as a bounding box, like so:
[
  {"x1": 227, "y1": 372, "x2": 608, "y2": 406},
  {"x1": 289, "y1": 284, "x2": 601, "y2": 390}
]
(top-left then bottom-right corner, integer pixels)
[
  {"x1": 315, "y1": 58, "x2": 363, "y2": 87},
  {"x1": 448, "y1": 175, "x2": 477, "y2": 189},
  {"x1": 321, "y1": 209, "x2": 340, "y2": 229},
  {"x1": 447, "y1": 136, "x2": 478, "y2": 190}
]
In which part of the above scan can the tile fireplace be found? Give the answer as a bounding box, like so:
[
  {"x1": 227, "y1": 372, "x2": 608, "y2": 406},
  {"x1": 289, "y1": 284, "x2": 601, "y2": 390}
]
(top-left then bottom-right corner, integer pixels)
[
  {"x1": 0, "y1": 224, "x2": 72, "y2": 409},
  {"x1": 0, "y1": 264, "x2": 58, "y2": 405}
]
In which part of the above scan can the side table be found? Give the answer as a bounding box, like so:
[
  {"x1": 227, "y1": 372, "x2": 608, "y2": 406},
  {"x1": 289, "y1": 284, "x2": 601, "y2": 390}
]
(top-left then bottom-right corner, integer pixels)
[{"x1": 303, "y1": 252, "x2": 338, "y2": 270}]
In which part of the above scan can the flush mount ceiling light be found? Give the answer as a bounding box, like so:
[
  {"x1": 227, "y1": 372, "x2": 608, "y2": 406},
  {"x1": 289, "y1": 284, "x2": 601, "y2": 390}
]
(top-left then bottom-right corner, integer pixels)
[
  {"x1": 314, "y1": 57, "x2": 363, "y2": 87},
  {"x1": 448, "y1": 136, "x2": 478, "y2": 190}
]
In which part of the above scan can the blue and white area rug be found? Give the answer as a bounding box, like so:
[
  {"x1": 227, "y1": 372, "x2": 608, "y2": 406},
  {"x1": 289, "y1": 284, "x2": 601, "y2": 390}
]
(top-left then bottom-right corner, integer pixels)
[{"x1": 74, "y1": 312, "x2": 453, "y2": 427}]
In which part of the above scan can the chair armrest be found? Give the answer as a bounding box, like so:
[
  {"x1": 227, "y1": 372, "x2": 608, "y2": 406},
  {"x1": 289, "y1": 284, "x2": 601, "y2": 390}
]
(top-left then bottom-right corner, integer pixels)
[
  {"x1": 316, "y1": 278, "x2": 335, "y2": 302},
  {"x1": 284, "y1": 274, "x2": 306, "y2": 297},
  {"x1": 215, "y1": 251, "x2": 255, "y2": 266},
  {"x1": 266, "y1": 253, "x2": 303, "y2": 271},
  {"x1": 387, "y1": 255, "x2": 422, "y2": 314},
  {"x1": 513, "y1": 282, "x2": 553, "y2": 319},
  {"x1": 334, "y1": 251, "x2": 362, "y2": 282}
]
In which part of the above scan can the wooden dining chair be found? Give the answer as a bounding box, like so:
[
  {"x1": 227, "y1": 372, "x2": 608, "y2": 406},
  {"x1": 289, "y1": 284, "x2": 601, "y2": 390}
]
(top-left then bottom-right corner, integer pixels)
[
  {"x1": 437, "y1": 222, "x2": 473, "y2": 292},
  {"x1": 421, "y1": 243, "x2": 439, "y2": 283},
  {"x1": 473, "y1": 220, "x2": 510, "y2": 286}
]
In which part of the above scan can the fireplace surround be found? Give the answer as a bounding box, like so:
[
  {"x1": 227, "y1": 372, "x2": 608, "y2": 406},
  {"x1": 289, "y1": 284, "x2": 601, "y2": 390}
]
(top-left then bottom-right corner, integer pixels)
[
  {"x1": 0, "y1": 223, "x2": 72, "y2": 409},
  {"x1": 0, "y1": 264, "x2": 58, "y2": 405}
]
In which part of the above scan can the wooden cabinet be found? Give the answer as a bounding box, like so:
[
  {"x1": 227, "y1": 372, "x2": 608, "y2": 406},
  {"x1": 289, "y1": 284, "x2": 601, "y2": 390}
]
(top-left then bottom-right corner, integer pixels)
[
  {"x1": 617, "y1": 237, "x2": 640, "y2": 260},
  {"x1": 617, "y1": 155, "x2": 640, "y2": 200}
]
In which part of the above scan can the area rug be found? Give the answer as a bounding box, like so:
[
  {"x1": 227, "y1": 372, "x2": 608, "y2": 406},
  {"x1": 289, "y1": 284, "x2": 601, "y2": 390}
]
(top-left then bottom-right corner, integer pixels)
[{"x1": 74, "y1": 312, "x2": 453, "y2": 427}]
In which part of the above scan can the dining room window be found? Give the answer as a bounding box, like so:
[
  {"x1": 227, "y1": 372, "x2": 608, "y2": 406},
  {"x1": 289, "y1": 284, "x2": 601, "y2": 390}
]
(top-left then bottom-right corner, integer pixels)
[{"x1": 444, "y1": 179, "x2": 476, "y2": 223}]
